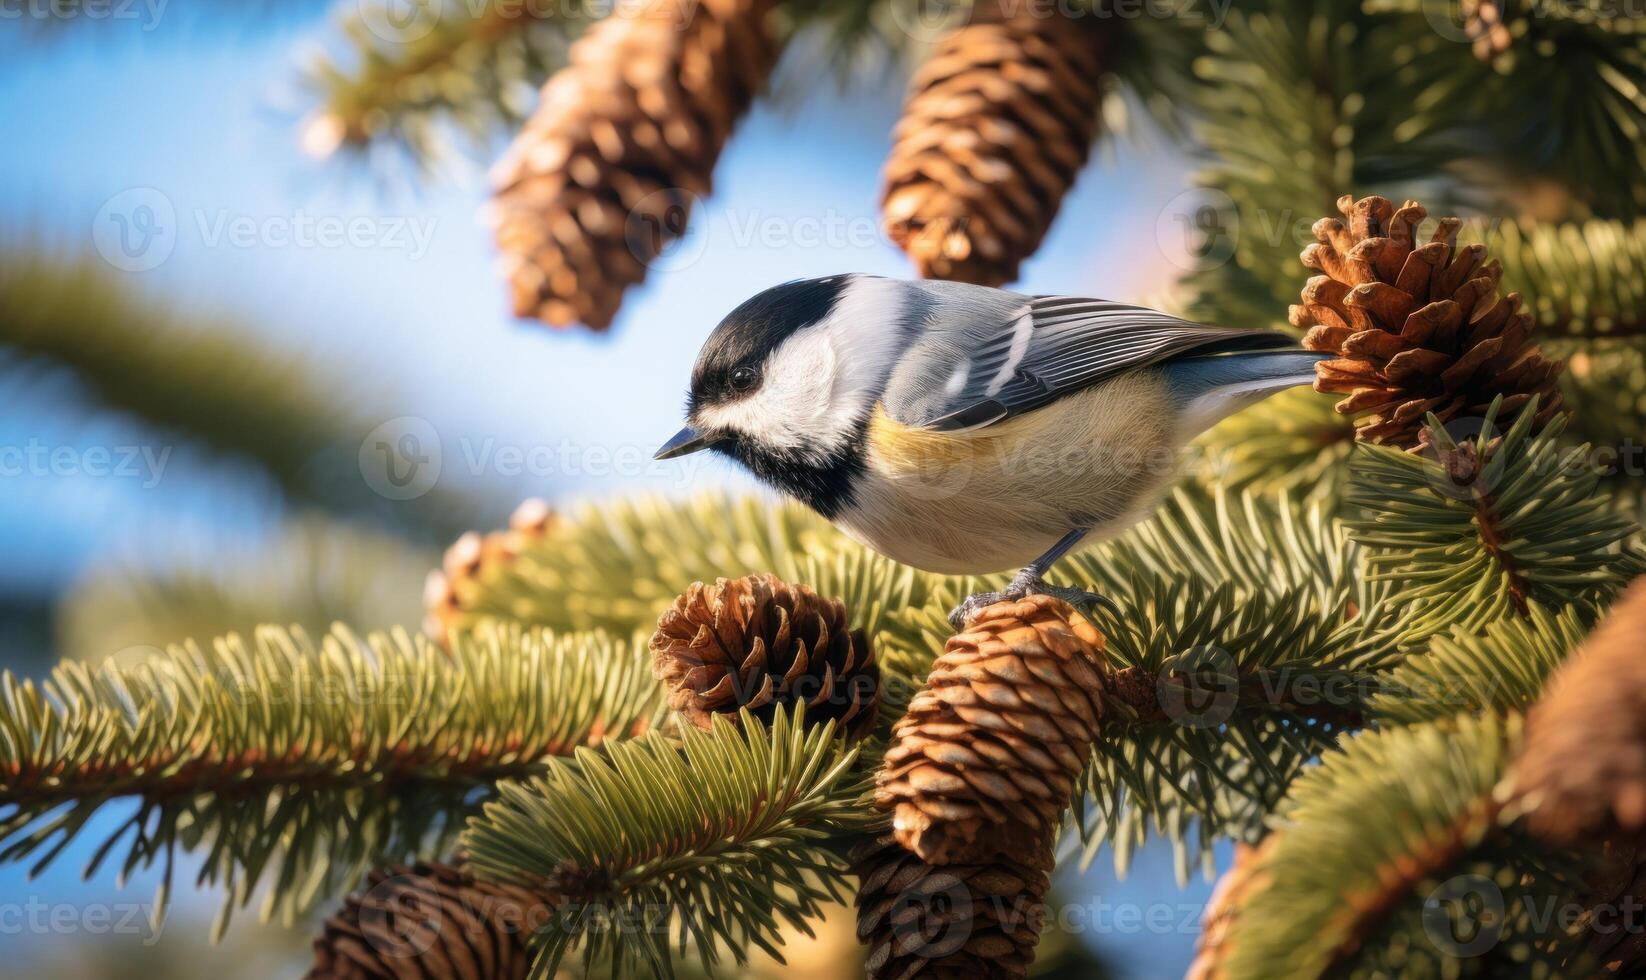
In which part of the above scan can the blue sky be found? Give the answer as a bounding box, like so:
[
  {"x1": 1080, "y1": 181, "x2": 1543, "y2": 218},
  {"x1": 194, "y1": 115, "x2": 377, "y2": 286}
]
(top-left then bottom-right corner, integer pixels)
[{"x1": 0, "y1": 15, "x2": 1220, "y2": 977}]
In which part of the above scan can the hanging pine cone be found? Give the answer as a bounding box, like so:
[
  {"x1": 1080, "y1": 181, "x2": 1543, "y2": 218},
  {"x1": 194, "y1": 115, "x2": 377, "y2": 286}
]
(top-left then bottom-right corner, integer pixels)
[
  {"x1": 490, "y1": 0, "x2": 779, "y2": 329},
  {"x1": 1515, "y1": 577, "x2": 1646, "y2": 845},
  {"x1": 1295, "y1": 194, "x2": 1565, "y2": 450},
  {"x1": 852, "y1": 833, "x2": 1052, "y2": 980},
  {"x1": 424, "y1": 498, "x2": 554, "y2": 646},
  {"x1": 881, "y1": 1, "x2": 1109, "y2": 286},
  {"x1": 1186, "y1": 840, "x2": 1274, "y2": 980},
  {"x1": 650, "y1": 573, "x2": 879, "y2": 739},
  {"x1": 875, "y1": 595, "x2": 1109, "y2": 866},
  {"x1": 305, "y1": 858, "x2": 593, "y2": 980}
]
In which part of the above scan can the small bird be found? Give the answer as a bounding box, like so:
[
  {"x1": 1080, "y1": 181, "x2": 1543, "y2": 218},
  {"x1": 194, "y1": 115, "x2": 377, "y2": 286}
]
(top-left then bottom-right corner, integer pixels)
[{"x1": 655, "y1": 275, "x2": 1327, "y2": 626}]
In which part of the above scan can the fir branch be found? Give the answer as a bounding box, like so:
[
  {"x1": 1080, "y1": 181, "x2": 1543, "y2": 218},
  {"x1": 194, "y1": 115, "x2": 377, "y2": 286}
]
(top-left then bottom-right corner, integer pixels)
[
  {"x1": 0, "y1": 623, "x2": 663, "y2": 933},
  {"x1": 461, "y1": 707, "x2": 876, "y2": 978},
  {"x1": 1346, "y1": 399, "x2": 1638, "y2": 642},
  {"x1": 1177, "y1": 2, "x2": 1467, "y2": 329},
  {"x1": 1476, "y1": 217, "x2": 1646, "y2": 338},
  {"x1": 432, "y1": 493, "x2": 950, "y2": 667},
  {"x1": 1223, "y1": 713, "x2": 1585, "y2": 979},
  {"x1": 1373, "y1": 602, "x2": 1595, "y2": 727},
  {"x1": 301, "y1": 0, "x2": 574, "y2": 171}
]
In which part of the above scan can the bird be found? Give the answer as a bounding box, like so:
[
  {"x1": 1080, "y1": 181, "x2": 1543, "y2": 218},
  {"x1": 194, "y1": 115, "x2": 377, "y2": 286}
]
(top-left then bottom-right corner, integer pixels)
[{"x1": 654, "y1": 274, "x2": 1329, "y2": 627}]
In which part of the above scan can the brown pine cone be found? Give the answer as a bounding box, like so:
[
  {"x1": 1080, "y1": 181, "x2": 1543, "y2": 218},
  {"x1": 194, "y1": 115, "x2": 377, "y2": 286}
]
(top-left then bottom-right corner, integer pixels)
[
  {"x1": 306, "y1": 859, "x2": 574, "y2": 980},
  {"x1": 1515, "y1": 577, "x2": 1646, "y2": 845},
  {"x1": 424, "y1": 499, "x2": 555, "y2": 646},
  {"x1": 650, "y1": 573, "x2": 879, "y2": 739},
  {"x1": 875, "y1": 595, "x2": 1109, "y2": 866},
  {"x1": 853, "y1": 833, "x2": 1052, "y2": 980},
  {"x1": 490, "y1": 0, "x2": 779, "y2": 330},
  {"x1": 1295, "y1": 194, "x2": 1565, "y2": 450},
  {"x1": 1185, "y1": 840, "x2": 1274, "y2": 980},
  {"x1": 881, "y1": 1, "x2": 1109, "y2": 286}
]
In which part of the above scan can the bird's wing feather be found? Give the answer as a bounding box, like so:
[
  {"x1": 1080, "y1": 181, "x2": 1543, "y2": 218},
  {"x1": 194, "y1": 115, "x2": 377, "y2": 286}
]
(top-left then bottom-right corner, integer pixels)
[{"x1": 882, "y1": 293, "x2": 1296, "y2": 431}]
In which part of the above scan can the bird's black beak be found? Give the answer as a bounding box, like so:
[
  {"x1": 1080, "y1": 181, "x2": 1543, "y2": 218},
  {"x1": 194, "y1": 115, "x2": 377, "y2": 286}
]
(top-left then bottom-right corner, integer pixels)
[{"x1": 654, "y1": 424, "x2": 720, "y2": 460}]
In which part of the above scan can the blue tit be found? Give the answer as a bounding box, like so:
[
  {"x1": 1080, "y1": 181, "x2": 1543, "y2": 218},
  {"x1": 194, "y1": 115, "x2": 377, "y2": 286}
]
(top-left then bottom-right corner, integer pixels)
[{"x1": 655, "y1": 274, "x2": 1328, "y2": 626}]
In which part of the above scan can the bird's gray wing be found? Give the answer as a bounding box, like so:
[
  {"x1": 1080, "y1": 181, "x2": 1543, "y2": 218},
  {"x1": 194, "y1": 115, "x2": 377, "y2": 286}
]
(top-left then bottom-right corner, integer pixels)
[{"x1": 882, "y1": 293, "x2": 1297, "y2": 431}]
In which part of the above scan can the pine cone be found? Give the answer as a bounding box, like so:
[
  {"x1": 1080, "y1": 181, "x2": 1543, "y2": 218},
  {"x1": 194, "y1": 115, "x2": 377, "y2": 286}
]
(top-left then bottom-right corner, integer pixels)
[
  {"x1": 875, "y1": 595, "x2": 1109, "y2": 866},
  {"x1": 1295, "y1": 194, "x2": 1565, "y2": 450},
  {"x1": 650, "y1": 573, "x2": 879, "y2": 739},
  {"x1": 489, "y1": 0, "x2": 778, "y2": 329},
  {"x1": 881, "y1": 1, "x2": 1109, "y2": 286},
  {"x1": 306, "y1": 859, "x2": 578, "y2": 980},
  {"x1": 424, "y1": 499, "x2": 554, "y2": 646},
  {"x1": 1576, "y1": 839, "x2": 1646, "y2": 975},
  {"x1": 852, "y1": 833, "x2": 1052, "y2": 980},
  {"x1": 1186, "y1": 840, "x2": 1274, "y2": 980},
  {"x1": 1516, "y1": 577, "x2": 1646, "y2": 845}
]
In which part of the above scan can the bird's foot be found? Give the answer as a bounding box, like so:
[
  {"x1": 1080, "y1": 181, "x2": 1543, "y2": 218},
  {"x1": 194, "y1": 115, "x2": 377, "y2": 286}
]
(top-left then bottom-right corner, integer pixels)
[{"x1": 947, "y1": 571, "x2": 1120, "y2": 631}]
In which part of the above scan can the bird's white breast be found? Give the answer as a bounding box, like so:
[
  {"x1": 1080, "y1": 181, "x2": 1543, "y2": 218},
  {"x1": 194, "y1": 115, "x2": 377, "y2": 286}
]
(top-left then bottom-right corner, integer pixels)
[{"x1": 836, "y1": 372, "x2": 1181, "y2": 574}]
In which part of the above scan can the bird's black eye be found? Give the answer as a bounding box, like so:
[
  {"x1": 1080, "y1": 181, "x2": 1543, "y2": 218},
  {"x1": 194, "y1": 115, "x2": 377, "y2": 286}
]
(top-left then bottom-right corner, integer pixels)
[{"x1": 729, "y1": 365, "x2": 760, "y2": 393}]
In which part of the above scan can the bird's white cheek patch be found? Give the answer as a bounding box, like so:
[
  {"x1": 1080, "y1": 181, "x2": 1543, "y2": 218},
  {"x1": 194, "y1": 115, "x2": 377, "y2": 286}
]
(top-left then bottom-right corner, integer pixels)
[{"x1": 694, "y1": 334, "x2": 846, "y2": 457}]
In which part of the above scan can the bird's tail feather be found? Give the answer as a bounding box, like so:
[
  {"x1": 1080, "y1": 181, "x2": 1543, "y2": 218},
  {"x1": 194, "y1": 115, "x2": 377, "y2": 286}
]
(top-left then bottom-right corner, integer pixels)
[{"x1": 1161, "y1": 350, "x2": 1331, "y2": 440}]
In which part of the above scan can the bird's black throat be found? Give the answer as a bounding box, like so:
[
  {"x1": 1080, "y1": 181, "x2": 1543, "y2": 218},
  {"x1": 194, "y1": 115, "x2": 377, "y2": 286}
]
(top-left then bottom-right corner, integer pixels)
[{"x1": 713, "y1": 432, "x2": 865, "y2": 519}]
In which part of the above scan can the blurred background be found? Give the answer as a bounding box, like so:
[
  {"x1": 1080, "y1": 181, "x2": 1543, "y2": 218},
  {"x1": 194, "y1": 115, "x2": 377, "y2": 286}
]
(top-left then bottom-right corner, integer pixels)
[{"x1": 0, "y1": 9, "x2": 1213, "y2": 978}]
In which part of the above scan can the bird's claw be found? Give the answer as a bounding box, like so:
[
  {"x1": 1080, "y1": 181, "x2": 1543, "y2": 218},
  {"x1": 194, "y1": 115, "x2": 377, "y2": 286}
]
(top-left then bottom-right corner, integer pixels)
[{"x1": 946, "y1": 573, "x2": 1120, "y2": 631}]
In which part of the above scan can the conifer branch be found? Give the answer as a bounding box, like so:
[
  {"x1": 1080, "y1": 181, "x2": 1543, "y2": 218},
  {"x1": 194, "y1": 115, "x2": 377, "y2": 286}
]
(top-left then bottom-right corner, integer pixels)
[
  {"x1": 1477, "y1": 217, "x2": 1646, "y2": 338},
  {"x1": 1373, "y1": 602, "x2": 1595, "y2": 727},
  {"x1": 1222, "y1": 714, "x2": 1585, "y2": 978},
  {"x1": 301, "y1": 0, "x2": 572, "y2": 170},
  {"x1": 1346, "y1": 399, "x2": 1639, "y2": 642},
  {"x1": 460, "y1": 707, "x2": 876, "y2": 977},
  {"x1": 0, "y1": 623, "x2": 664, "y2": 932}
]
